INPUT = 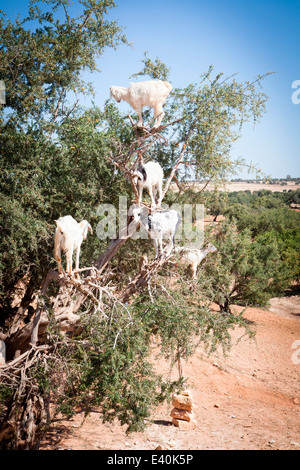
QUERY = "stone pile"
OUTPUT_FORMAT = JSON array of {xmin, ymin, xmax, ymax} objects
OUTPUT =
[{"xmin": 170, "ymin": 390, "xmax": 197, "ymax": 429}]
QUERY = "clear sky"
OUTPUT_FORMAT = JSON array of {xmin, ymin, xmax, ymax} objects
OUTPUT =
[{"xmin": 2, "ymin": 0, "xmax": 300, "ymax": 178}]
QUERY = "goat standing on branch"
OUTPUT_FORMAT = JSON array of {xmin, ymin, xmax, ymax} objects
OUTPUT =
[
  {"xmin": 110, "ymin": 80, "xmax": 172, "ymax": 128},
  {"xmin": 175, "ymin": 243, "xmax": 217, "ymax": 279},
  {"xmin": 132, "ymin": 206, "xmax": 181, "ymax": 259},
  {"xmin": 132, "ymin": 161, "xmax": 164, "ymax": 207},
  {"xmin": 54, "ymin": 215, "xmax": 93, "ymax": 276}
]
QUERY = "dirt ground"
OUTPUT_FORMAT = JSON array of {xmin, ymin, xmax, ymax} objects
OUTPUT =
[{"xmin": 41, "ymin": 295, "xmax": 300, "ymax": 451}]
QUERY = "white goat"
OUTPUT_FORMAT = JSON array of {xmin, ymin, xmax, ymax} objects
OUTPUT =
[
  {"xmin": 175, "ymin": 243, "xmax": 217, "ymax": 279},
  {"xmin": 110, "ymin": 80, "xmax": 172, "ymax": 128},
  {"xmin": 132, "ymin": 161, "xmax": 164, "ymax": 207},
  {"xmin": 132, "ymin": 206, "xmax": 181, "ymax": 259},
  {"xmin": 54, "ymin": 215, "xmax": 93, "ymax": 276}
]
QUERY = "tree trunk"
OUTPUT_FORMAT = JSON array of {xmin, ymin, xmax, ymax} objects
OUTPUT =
[{"xmin": 95, "ymin": 216, "xmax": 136, "ymax": 272}]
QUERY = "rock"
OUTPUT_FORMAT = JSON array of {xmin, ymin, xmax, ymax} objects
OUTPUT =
[
  {"xmin": 167, "ymin": 440, "xmax": 176, "ymax": 448},
  {"xmin": 290, "ymin": 441, "xmax": 300, "ymax": 447},
  {"xmin": 170, "ymin": 408, "xmax": 194, "ymax": 422},
  {"xmin": 171, "ymin": 395, "xmax": 193, "ymax": 411},
  {"xmin": 171, "ymin": 417, "xmax": 197, "ymax": 430},
  {"xmin": 170, "ymin": 389, "xmax": 196, "ymax": 430}
]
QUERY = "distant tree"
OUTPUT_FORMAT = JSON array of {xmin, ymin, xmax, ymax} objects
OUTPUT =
[
  {"xmin": 284, "ymin": 189, "xmax": 300, "ymax": 205},
  {"xmin": 205, "ymin": 192, "xmax": 228, "ymax": 220},
  {"xmin": 256, "ymin": 229, "xmax": 300, "ymax": 282},
  {"xmin": 225, "ymin": 195, "xmax": 300, "ymax": 237},
  {"xmin": 200, "ymin": 220, "xmax": 291, "ymax": 312}
]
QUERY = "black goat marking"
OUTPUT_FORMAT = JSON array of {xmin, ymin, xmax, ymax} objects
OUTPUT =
[{"xmin": 137, "ymin": 165, "xmax": 147, "ymax": 181}]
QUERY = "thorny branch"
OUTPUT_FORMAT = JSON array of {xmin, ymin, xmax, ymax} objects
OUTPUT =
[
  {"xmin": 105, "ymin": 114, "xmax": 186, "ymax": 204},
  {"xmin": 0, "ymin": 262, "xmax": 137, "ymax": 449}
]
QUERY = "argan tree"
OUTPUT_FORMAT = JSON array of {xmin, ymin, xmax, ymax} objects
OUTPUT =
[{"xmin": 0, "ymin": 0, "xmax": 271, "ymax": 449}]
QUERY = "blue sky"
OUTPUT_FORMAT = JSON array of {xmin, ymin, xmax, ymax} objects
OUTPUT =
[{"xmin": 2, "ymin": 0, "xmax": 300, "ymax": 178}]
